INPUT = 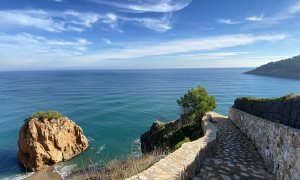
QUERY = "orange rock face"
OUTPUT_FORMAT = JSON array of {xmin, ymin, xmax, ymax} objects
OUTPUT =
[{"xmin": 18, "ymin": 117, "xmax": 89, "ymax": 171}]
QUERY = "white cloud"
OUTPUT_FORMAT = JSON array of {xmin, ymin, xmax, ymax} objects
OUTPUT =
[
  {"xmin": 246, "ymin": 15, "xmax": 264, "ymax": 22},
  {"xmin": 103, "ymin": 38, "xmax": 112, "ymax": 45},
  {"xmin": 247, "ymin": 2, "xmax": 300, "ymax": 28},
  {"xmin": 121, "ymin": 15, "xmax": 172, "ymax": 32},
  {"xmin": 92, "ymin": 0, "xmax": 192, "ymax": 13},
  {"xmin": 0, "ymin": 9, "xmax": 175, "ymax": 33},
  {"xmin": 0, "ymin": 10, "xmax": 117, "ymax": 32},
  {"xmin": 216, "ymin": 18, "xmax": 240, "ymax": 25},
  {"xmin": 0, "ymin": 33, "xmax": 90, "ymax": 53},
  {"xmin": 79, "ymin": 33, "xmax": 286, "ymax": 61},
  {"xmin": 0, "ymin": 33, "xmax": 287, "ymax": 69},
  {"xmin": 181, "ymin": 52, "xmax": 246, "ymax": 60}
]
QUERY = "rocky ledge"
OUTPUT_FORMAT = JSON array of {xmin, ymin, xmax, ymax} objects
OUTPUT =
[{"xmin": 18, "ymin": 114, "xmax": 88, "ymax": 171}]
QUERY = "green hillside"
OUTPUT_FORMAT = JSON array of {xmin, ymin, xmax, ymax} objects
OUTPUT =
[{"xmin": 245, "ymin": 55, "xmax": 300, "ymax": 79}]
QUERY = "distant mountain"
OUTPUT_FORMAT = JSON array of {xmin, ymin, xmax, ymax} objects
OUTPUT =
[{"xmin": 245, "ymin": 55, "xmax": 300, "ymax": 79}]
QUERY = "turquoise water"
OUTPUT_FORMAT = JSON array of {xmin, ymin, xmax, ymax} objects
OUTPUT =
[{"xmin": 0, "ymin": 68, "xmax": 300, "ymax": 178}]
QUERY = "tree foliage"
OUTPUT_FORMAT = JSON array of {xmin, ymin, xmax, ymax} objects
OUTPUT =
[{"xmin": 177, "ymin": 85, "xmax": 216, "ymax": 122}]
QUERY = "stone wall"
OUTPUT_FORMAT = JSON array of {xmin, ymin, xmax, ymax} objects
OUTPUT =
[
  {"xmin": 233, "ymin": 96, "xmax": 300, "ymax": 129},
  {"xmin": 229, "ymin": 108, "xmax": 300, "ymax": 179},
  {"xmin": 129, "ymin": 112, "xmax": 222, "ymax": 180}
]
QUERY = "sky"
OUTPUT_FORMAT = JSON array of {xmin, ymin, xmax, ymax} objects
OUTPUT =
[{"xmin": 0, "ymin": 0, "xmax": 300, "ymax": 70}]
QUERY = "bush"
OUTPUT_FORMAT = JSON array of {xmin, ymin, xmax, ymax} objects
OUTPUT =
[
  {"xmin": 177, "ymin": 85, "xmax": 216, "ymax": 123},
  {"xmin": 174, "ymin": 137, "xmax": 190, "ymax": 150},
  {"xmin": 30, "ymin": 111, "xmax": 63, "ymax": 120},
  {"xmin": 237, "ymin": 94, "xmax": 299, "ymax": 102}
]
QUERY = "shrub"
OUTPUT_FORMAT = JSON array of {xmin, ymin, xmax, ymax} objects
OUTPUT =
[
  {"xmin": 177, "ymin": 85, "xmax": 216, "ymax": 123},
  {"xmin": 30, "ymin": 111, "xmax": 63, "ymax": 120},
  {"xmin": 174, "ymin": 137, "xmax": 190, "ymax": 150},
  {"xmin": 237, "ymin": 94, "xmax": 299, "ymax": 102}
]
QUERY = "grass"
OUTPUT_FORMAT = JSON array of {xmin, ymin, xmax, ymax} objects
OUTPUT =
[
  {"xmin": 237, "ymin": 94, "xmax": 299, "ymax": 102},
  {"xmin": 31, "ymin": 111, "xmax": 63, "ymax": 119},
  {"xmin": 68, "ymin": 150, "xmax": 168, "ymax": 180},
  {"xmin": 174, "ymin": 137, "xmax": 190, "ymax": 150},
  {"xmin": 24, "ymin": 111, "xmax": 63, "ymax": 123}
]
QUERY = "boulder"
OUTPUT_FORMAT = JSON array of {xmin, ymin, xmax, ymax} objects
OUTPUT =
[{"xmin": 18, "ymin": 116, "xmax": 88, "ymax": 171}]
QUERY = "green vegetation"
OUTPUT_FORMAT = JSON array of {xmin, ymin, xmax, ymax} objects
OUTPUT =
[
  {"xmin": 245, "ymin": 55, "xmax": 300, "ymax": 79},
  {"xmin": 177, "ymin": 85, "xmax": 216, "ymax": 123},
  {"xmin": 144, "ymin": 120, "xmax": 203, "ymax": 151},
  {"xmin": 174, "ymin": 137, "xmax": 191, "ymax": 150},
  {"xmin": 234, "ymin": 94, "xmax": 300, "ymax": 129},
  {"xmin": 237, "ymin": 94, "xmax": 299, "ymax": 102},
  {"xmin": 31, "ymin": 111, "xmax": 63, "ymax": 119},
  {"xmin": 141, "ymin": 85, "xmax": 216, "ymax": 152},
  {"xmin": 25, "ymin": 111, "xmax": 63, "ymax": 122}
]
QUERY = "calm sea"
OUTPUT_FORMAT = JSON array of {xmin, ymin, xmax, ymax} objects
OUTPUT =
[{"xmin": 0, "ymin": 68, "xmax": 299, "ymax": 179}]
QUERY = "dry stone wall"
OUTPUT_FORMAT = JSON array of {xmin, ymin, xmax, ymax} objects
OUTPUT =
[
  {"xmin": 129, "ymin": 112, "xmax": 223, "ymax": 180},
  {"xmin": 229, "ymin": 108, "xmax": 300, "ymax": 180},
  {"xmin": 233, "ymin": 96, "xmax": 300, "ymax": 129}
]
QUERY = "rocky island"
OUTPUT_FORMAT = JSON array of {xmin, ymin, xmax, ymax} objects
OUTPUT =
[
  {"xmin": 245, "ymin": 55, "xmax": 300, "ymax": 79},
  {"xmin": 18, "ymin": 111, "xmax": 88, "ymax": 171}
]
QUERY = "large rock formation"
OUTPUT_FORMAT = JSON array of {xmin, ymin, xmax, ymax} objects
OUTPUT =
[{"xmin": 18, "ymin": 116, "xmax": 89, "ymax": 171}]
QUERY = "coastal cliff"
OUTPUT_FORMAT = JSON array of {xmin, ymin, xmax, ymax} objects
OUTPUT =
[
  {"xmin": 141, "ymin": 85, "xmax": 216, "ymax": 153},
  {"xmin": 245, "ymin": 55, "xmax": 300, "ymax": 79},
  {"xmin": 140, "ymin": 118, "xmax": 203, "ymax": 153},
  {"xmin": 18, "ymin": 112, "xmax": 89, "ymax": 171}
]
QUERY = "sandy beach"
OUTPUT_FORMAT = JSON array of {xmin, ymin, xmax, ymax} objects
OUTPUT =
[{"xmin": 24, "ymin": 166, "xmax": 62, "ymax": 180}]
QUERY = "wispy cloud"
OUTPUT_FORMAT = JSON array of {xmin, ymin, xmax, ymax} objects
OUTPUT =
[
  {"xmin": 0, "ymin": 10, "xmax": 118, "ymax": 32},
  {"xmin": 0, "ymin": 33, "xmax": 287, "ymax": 69},
  {"xmin": 103, "ymin": 38, "xmax": 112, "ymax": 45},
  {"xmin": 80, "ymin": 33, "xmax": 286, "ymax": 61},
  {"xmin": 181, "ymin": 52, "xmax": 247, "ymax": 60},
  {"xmin": 121, "ymin": 14, "xmax": 172, "ymax": 32},
  {"xmin": 216, "ymin": 18, "xmax": 240, "ymax": 25},
  {"xmin": 0, "ymin": 33, "xmax": 90, "ymax": 53},
  {"xmin": 246, "ymin": 15, "xmax": 264, "ymax": 22},
  {"xmin": 0, "ymin": 9, "xmax": 175, "ymax": 33},
  {"xmin": 91, "ymin": 0, "xmax": 192, "ymax": 13},
  {"xmin": 246, "ymin": 1, "xmax": 300, "ymax": 28}
]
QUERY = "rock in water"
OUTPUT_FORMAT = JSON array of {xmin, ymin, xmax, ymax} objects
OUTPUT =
[{"xmin": 18, "ymin": 116, "xmax": 89, "ymax": 171}]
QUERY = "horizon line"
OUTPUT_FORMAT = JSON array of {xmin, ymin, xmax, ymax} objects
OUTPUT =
[{"xmin": 0, "ymin": 67, "xmax": 255, "ymax": 72}]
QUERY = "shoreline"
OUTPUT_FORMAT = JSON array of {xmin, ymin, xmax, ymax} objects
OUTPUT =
[{"xmin": 24, "ymin": 166, "xmax": 62, "ymax": 180}]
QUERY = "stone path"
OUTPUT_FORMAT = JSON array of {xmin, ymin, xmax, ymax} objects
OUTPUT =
[{"xmin": 194, "ymin": 118, "xmax": 274, "ymax": 180}]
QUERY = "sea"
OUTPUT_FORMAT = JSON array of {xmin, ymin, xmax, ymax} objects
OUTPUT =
[{"xmin": 0, "ymin": 68, "xmax": 299, "ymax": 179}]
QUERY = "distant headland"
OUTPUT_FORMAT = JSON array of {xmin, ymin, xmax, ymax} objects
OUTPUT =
[{"xmin": 245, "ymin": 55, "xmax": 300, "ymax": 79}]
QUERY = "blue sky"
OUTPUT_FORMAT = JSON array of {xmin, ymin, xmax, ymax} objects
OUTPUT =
[{"xmin": 0, "ymin": 0, "xmax": 300, "ymax": 70}]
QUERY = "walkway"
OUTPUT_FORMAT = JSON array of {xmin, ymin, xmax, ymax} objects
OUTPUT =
[{"xmin": 194, "ymin": 118, "xmax": 274, "ymax": 180}]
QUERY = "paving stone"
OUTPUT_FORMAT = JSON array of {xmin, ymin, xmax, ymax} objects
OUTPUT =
[
  {"xmin": 220, "ymin": 174, "xmax": 231, "ymax": 180},
  {"xmin": 194, "ymin": 118, "xmax": 274, "ymax": 179},
  {"xmin": 233, "ymin": 175, "xmax": 240, "ymax": 180}
]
